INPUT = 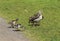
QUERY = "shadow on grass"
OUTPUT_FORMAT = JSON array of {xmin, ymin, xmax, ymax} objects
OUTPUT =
[{"xmin": 28, "ymin": 24, "xmax": 40, "ymax": 27}]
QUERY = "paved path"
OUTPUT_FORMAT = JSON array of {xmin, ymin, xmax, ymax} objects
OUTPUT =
[{"xmin": 0, "ymin": 18, "xmax": 30, "ymax": 41}]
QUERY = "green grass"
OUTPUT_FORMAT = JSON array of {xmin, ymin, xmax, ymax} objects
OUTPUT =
[{"xmin": 0, "ymin": 0, "xmax": 60, "ymax": 41}]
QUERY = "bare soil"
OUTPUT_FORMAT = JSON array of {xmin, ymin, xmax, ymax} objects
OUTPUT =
[{"xmin": 0, "ymin": 18, "xmax": 30, "ymax": 41}]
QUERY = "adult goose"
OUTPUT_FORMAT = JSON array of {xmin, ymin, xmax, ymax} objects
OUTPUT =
[{"xmin": 29, "ymin": 10, "xmax": 44, "ymax": 26}]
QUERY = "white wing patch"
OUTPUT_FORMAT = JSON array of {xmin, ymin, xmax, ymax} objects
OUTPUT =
[{"xmin": 34, "ymin": 15, "xmax": 42, "ymax": 21}]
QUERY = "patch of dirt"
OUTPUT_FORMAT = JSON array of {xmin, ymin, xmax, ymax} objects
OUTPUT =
[{"xmin": 0, "ymin": 18, "xmax": 30, "ymax": 41}]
